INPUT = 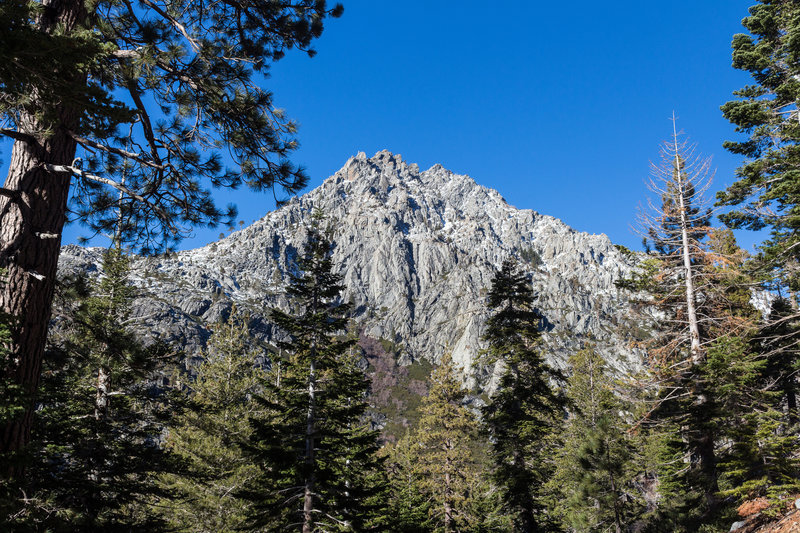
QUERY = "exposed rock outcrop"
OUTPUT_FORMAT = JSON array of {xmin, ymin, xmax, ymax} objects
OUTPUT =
[{"xmin": 58, "ymin": 150, "xmax": 644, "ymax": 384}]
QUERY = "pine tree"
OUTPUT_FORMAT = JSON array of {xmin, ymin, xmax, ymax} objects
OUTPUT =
[
  {"xmin": 244, "ymin": 222, "xmax": 387, "ymax": 532},
  {"xmin": 416, "ymin": 352, "xmax": 479, "ymax": 532},
  {"xmin": 718, "ymin": 0, "xmax": 800, "ymax": 298},
  {"xmin": 157, "ymin": 310, "xmax": 266, "ymax": 532},
  {"xmin": 549, "ymin": 347, "xmax": 639, "ymax": 533},
  {"xmin": 480, "ymin": 258, "xmax": 565, "ymax": 532},
  {"xmin": 622, "ymin": 124, "xmax": 725, "ymax": 527},
  {"xmin": 715, "ymin": 1, "xmax": 800, "ymax": 507},
  {"xmin": 630, "ymin": 227, "xmax": 793, "ymax": 530},
  {"xmin": 386, "ymin": 352, "xmax": 508, "ymax": 533},
  {"xmin": 636, "ymin": 117, "xmax": 713, "ymax": 364},
  {"xmin": 0, "ymin": 0, "xmax": 343, "ymax": 459},
  {"xmin": 0, "ymin": 267, "xmax": 27, "ymax": 523},
  {"xmin": 384, "ymin": 434, "xmax": 435, "ymax": 533},
  {"xmin": 7, "ymin": 246, "xmax": 176, "ymax": 529}
]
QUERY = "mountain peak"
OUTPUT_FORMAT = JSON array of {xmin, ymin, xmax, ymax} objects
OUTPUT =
[{"xmin": 59, "ymin": 152, "xmax": 643, "ymax": 384}]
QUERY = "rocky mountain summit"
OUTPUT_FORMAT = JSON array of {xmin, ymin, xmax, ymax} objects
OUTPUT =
[{"xmin": 58, "ymin": 150, "xmax": 644, "ymax": 384}]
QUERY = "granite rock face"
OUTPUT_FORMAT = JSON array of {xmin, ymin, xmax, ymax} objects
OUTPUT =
[{"xmin": 58, "ymin": 150, "xmax": 644, "ymax": 383}]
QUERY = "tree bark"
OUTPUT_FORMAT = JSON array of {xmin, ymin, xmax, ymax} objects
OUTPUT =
[
  {"xmin": 444, "ymin": 440, "xmax": 453, "ymax": 533},
  {"xmin": 303, "ymin": 332, "xmax": 318, "ymax": 533},
  {"xmin": 672, "ymin": 127, "xmax": 702, "ymax": 364},
  {"xmin": 0, "ymin": 0, "xmax": 84, "ymax": 461}
]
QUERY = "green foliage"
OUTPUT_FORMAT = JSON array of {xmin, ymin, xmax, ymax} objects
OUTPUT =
[
  {"xmin": 157, "ymin": 310, "xmax": 266, "ymax": 532},
  {"xmin": 243, "ymin": 226, "xmax": 387, "ymax": 531},
  {"xmin": 384, "ymin": 434, "xmax": 435, "ymax": 532},
  {"xmin": 613, "ymin": 244, "xmax": 635, "ymax": 257},
  {"xmin": 479, "ymin": 258, "xmax": 565, "ymax": 532},
  {"xmin": 376, "ymin": 355, "xmax": 433, "ymax": 441},
  {"xmin": 0, "ymin": 0, "xmax": 132, "ymax": 138},
  {"xmin": 386, "ymin": 353, "xmax": 511, "ymax": 533},
  {"xmin": 6, "ymin": 247, "xmax": 176, "ymax": 530},
  {"xmin": 548, "ymin": 347, "xmax": 642, "ymax": 532},
  {"xmin": 0, "ymin": 267, "xmax": 28, "ymax": 524},
  {"xmin": 719, "ymin": 0, "xmax": 800, "ymax": 292},
  {"xmin": 518, "ymin": 245, "xmax": 543, "ymax": 267},
  {"xmin": 713, "ymin": 338, "xmax": 800, "ymax": 505},
  {"xmin": 2, "ymin": 0, "xmax": 343, "ymax": 252}
]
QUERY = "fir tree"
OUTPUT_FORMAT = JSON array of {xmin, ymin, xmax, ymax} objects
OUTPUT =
[
  {"xmin": 628, "ymin": 227, "xmax": 795, "ymax": 530},
  {"xmin": 715, "ymin": 1, "xmax": 800, "ymax": 507},
  {"xmin": 386, "ymin": 352, "xmax": 508, "ymax": 533},
  {"xmin": 157, "ymin": 310, "xmax": 266, "ymax": 532},
  {"xmin": 479, "ymin": 258, "xmax": 565, "ymax": 532},
  {"xmin": 719, "ymin": 0, "xmax": 800, "ymax": 298},
  {"xmin": 549, "ymin": 347, "xmax": 639, "ymax": 533},
  {"xmin": 384, "ymin": 434, "xmax": 435, "ymax": 532},
  {"xmin": 622, "ymin": 125, "xmax": 725, "ymax": 527},
  {"xmin": 8, "ymin": 246, "xmax": 176, "ymax": 529},
  {"xmin": 416, "ymin": 352, "xmax": 479, "ymax": 532},
  {"xmin": 244, "ymin": 222, "xmax": 387, "ymax": 532}
]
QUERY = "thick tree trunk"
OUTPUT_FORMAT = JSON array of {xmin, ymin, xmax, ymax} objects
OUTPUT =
[{"xmin": 0, "ymin": 0, "xmax": 84, "ymax": 461}]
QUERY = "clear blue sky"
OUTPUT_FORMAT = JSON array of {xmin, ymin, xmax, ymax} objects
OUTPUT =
[{"xmin": 7, "ymin": 0, "xmax": 764, "ymax": 252}]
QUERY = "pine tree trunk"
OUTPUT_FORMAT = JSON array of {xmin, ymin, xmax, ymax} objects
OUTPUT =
[
  {"xmin": 785, "ymin": 381, "xmax": 797, "ymax": 426},
  {"xmin": 95, "ymin": 366, "xmax": 110, "ymax": 421},
  {"xmin": 672, "ymin": 129, "xmax": 702, "ymax": 363},
  {"xmin": 303, "ymin": 354, "xmax": 317, "ymax": 533},
  {"xmin": 513, "ymin": 447, "xmax": 535, "ymax": 533},
  {"xmin": 444, "ymin": 440, "xmax": 453, "ymax": 533},
  {"xmin": 0, "ymin": 0, "xmax": 84, "ymax": 461}
]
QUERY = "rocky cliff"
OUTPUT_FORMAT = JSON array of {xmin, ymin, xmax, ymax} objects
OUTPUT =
[{"xmin": 58, "ymin": 150, "xmax": 644, "ymax": 385}]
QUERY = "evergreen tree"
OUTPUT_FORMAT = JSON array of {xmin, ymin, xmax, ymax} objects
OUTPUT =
[
  {"xmin": 244, "ymin": 222, "xmax": 387, "ymax": 532},
  {"xmin": 718, "ymin": 0, "xmax": 800, "ymax": 299},
  {"xmin": 384, "ymin": 434, "xmax": 435, "ymax": 533},
  {"xmin": 636, "ymin": 118, "xmax": 713, "ymax": 364},
  {"xmin": 157, "ymin": 310, "xmax": 266, "ymax": 532},
  {"xmin": 416, "ymin": 352, "xmax": 480, "ymax": 532},
  {"xmin": 715, "ymin": 1, "xmax": 800, "ymax": 507},
  {"xmin": 7, "ymin": 246, "xmax": 176, "ymax": 530},
  {"xmin": 386, "ymin": 352, "xmax": 509, "ymax": 533},
  {"xmin": 709, "ymin": 247, "xmax": 800, "ymax": 508},
  {"xmin": 549, "ymin": 347, "xmax": 639, "ymax": 533},
  {"xmin": 480, "ymin": 258, "xmax": 565, "ymax": 532},
  {"xmin": 628, "ymin": 228, "xmax": 795, "ymax": 530},
  {"xmin": 0, "ymin": 0, "xmax": 343, "ymax": 459},
  {"xmin": 760, "ymin": 298, "xmax": 800, "ymax": 428},
  {"xmin": 0, "ymin": 267, "xmax": 27, "ymax": 524},
  {"xmin": 621, "ymin": 125, "xmax": 724, "ymax": 527}
]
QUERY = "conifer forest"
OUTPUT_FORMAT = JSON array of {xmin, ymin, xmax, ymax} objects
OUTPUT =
[{"xmin": 5, "ymin": 1, "xmax": 800, "ymax": 532}]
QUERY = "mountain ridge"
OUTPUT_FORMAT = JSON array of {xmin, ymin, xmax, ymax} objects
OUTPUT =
[{"xmin": 58, "ymin": 150, "xmax": 645, "ymax": 385}]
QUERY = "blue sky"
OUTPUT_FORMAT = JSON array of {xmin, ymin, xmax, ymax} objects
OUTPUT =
[{"xmin": 6, "ymin": 0, "xmax": 763, "ymax": 252}]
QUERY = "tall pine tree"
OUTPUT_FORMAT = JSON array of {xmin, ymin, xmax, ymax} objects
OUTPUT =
[
  {"xmin": 549, "ymin": 346, "xmax": 640, "ymax": 533},
  {"xmin": 158, "ymin": 309, "xmax": 266, "ymax": 532},
  {"xmin": 624, "ymin": 125, "xmax": 723, "ymax": 528},
  {"xmin": 244, "ymin": 220, "xmax": 386, "ymax": 532},
  {"xmin": 719, "ymin": 0, "xmax": 800, "ymax": 299},
  {"xmin": 0, "ymin": 0, "xmax": 343, "ymax": 461},
  {"xmin": 8, "ymin": 246, "xmax": 176, "ymax": 530},
  {"xmin": 480, "ymin": 258, "xmax": 565, "ymax": 532},
  {"xmin": 386, "ymin": 352, "xmax": 509, "ymax": 532}
]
